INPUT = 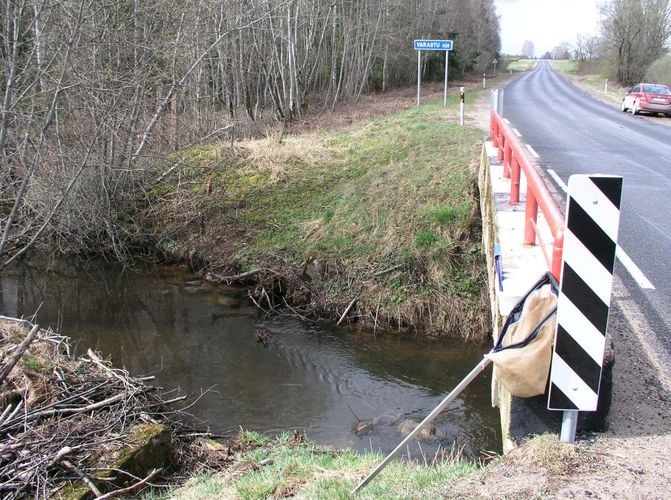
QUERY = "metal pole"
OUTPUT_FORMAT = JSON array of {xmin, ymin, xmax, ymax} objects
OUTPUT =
[
  {"xmin": 351, "ymin": 356, "xmax": 492, "ymax": 495},
  {"xmin": 498, "ymin": 89, "xmax": 504, "ymax": 116},
  {"xmin": 560, "ymin": 410, "xmax": 578, "ymax": 443},
  {"xmin": 443, "ymin": 51, "xmax": 449, "ymax": 106},
  {"xmin": 459, "ymin": 86, "xmax": 465, "ymax": 126},
  {"xmin": 605, "ymin": 79, "xmax": 608, "ymax": 95},
  {"xmin": 416, "ymin": 50, "xmax": 421, "ymax": 107}
]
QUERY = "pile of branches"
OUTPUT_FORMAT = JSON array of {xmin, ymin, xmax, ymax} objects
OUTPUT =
[{"xmin": 0, "ymin": 316, "xmax": 231, "ymax": 499}]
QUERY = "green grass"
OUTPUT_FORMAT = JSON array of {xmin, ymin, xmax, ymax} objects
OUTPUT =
[
  {"xmin": 570, "ymin": 74, "xmax": 627, "ymax": 104},
  {"xmin": 506, "ymin": 59, "xmax": 537, "ymax": 72},
  {"xmin": 549, "ymin": 59, "xmax": 580, "ymax": 73},
  {"xmin": 144, "ymin": 89, "xmax": 491, "ymax": 338},
  {"xmin": 168, "ymin": 433, "xmax": 477, "ymax": 499}
]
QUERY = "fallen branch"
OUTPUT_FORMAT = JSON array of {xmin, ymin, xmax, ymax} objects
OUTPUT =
[
  {"xmin": 85, "ymin": 349, "xmax": 137, "ymax": 390},
  {"xmin": 162, "ymin": 395, "xmax": 187, "ymax": 405},
  {"xmin": 337, "ymin": 297, "xmax": 358, "ymax": 326},
  {"xmin": 62, "ymin": 459, "xmax": 102, "ymax": 497},
  {"xmin": 185, "ymin": 124, "xmax": 235, "ymax": 148},
  {"xmin": 0, "ymin": 316, "xmax": 33, "ymax": 327},
  {"xmin": 208, "ymin": 268, "xmax": 265, "ymax": 283},
  {"xmin": 96, "ymin": 468, "xmax": 161, "ymax": 499},
  {"xmin": 0, "ymin": 324, "xmax": 40, "ymax": 386},
  {"xmin": 155, "ymin": 159, "xmax": 186, "ymax": 184},
  {"xmin": 3, "ymin": 393, "xmax": 127, "ymax": 427},
  {"xmin": 48, "ymin": 447, "xmax": 72, "ymax": 468}
]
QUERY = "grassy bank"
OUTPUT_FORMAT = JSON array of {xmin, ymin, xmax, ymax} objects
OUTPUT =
[
  {"xmin": 159, "ymin": 431, "xmax": 598, "ymax": 499},
  {"xmin": 549, "ymin": 59, "xmax": 580, "ymax": 73},
  {"xmin": 142, "ymin": 90, "xmax": 491, "ymax": 338},
  {"xmin": 549, "ymin": 59, "xmax": 627, "ymax": 105},
  {"xmin": 505, "ymin": 58, "xmax": 537, "ymax": 72},
  {"xmin": 164, "ymin": 431, "xmax": 477, "ymax": 499}
]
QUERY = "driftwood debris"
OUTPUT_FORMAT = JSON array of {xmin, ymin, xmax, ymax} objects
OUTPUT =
[
  {"xmin": 207, "ymin": 268, "xmax": 266, "ymax": 283},
  {"xmin": 0, "ymin": 323, "xmax": 40, "ymax": 386},
  {"xmin": 337, "ymin": 297, "xmax": 358, "ymax": 326},
  {"xmin": 0, "ymin": 317, "xmax": 223, "ymax": 499}
]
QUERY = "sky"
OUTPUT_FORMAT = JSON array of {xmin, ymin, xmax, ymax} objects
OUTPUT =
[{"xmin": 495, "ymin": 0, "xmax": 601, "ymax": 56}]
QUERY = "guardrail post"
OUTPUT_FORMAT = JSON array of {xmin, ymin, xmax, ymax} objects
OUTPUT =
[
  {"xmin": 524, "ymin": 189, "xmax": 539, "ymax": 245},
  {"xmin": 503, "ymin": 142, "xmax": 512, "ymax": 178},
  {"xmin": 497, "ymin": 135, "xmax": 504, "ymax": 161},
  {"xmin": 510, "ymin": 156, "xmax": 520, "ymax": 204},
  {"xmin": 551, "ymin": 228, "xmax": 564, "ymax": 281},
  {"xmin": 491, "ymin": 117, "xmax": 498, "ymax": 147}
]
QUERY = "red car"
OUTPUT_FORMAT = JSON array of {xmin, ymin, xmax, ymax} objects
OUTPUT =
[{"xmin": 621, "ymin": 83, "xmax": 671, "ymax": 116}]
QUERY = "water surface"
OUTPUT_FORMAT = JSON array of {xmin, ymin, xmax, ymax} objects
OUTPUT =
[{"xmin": 0, "ymin": 259, "xmax": 501, "ymax": 456}]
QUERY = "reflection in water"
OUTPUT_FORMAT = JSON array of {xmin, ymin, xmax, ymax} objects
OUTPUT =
[{"xmin": 0, "ymin": 259, "xmax": 501, "ymax": 456}]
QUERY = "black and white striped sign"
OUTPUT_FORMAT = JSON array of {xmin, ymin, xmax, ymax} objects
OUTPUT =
[{"xmin": 548, "ymin": 174, "xmax": 623, "ymax": 411}]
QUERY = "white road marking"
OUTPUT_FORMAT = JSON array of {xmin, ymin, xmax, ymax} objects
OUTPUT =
[
  {"xmin": 525, "ymin": 144, "xmax": 540, "ymax": 158},
  {"xmin": 546, "ymin": 169, "xmax": 654, "ymax": 290},
  {"xmin": 503, "ymin": 118, "xmax": 511, "ymax": 124},
  {"xmin": 547, "ymin": 168, "xmax": 568, "ymax": 192},
  {"xmin": 512, "ymin": 128, "xmax": 522, "ymax": 137},
  {"xmin": 615, "ymin": 247, "xmax": 655, "ymax": 290}
]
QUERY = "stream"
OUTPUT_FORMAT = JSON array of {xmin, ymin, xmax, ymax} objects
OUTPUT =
[{"xmin": 0, "ymin": 258, "xmax": 501, "ymax": 457}]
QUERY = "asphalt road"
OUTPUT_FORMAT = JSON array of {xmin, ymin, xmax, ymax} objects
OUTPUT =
[{"xmin": 502, "ymin": 60, "xmax": 671, "ymax": 369}]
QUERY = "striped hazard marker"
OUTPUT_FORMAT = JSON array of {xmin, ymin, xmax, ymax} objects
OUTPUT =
[{"xmin": 548, "ymin": 174, "xmax": 623, "ymax": 416}]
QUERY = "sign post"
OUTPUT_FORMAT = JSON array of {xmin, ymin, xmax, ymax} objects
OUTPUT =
[
  {"xmin": 444, "ymin": 51, "xmax": 449, "ymax": 106},
  {"xmin": 413, "ymin": 39, "xmax": 453, "ymax": 106},
  {"xmin": 548, "ymin": 174, "xmax": 623, "ymax": 443},
  {"xmin": 416, "ymin": 50, "xmax": 421, "ymax": 107}
]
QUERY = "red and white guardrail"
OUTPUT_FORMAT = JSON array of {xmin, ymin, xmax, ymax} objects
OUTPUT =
[{"xmin": 490, "ymin": 105, "xmax": 564, "ymax": 281}]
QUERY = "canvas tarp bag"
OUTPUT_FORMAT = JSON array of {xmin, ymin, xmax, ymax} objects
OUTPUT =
[{"xmin": 486, "ymin": 272, "xmax": 558, "ymax": 398}]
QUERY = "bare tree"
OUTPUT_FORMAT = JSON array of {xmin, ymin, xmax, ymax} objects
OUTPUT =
[
  {"xmin": 522, "ymin": 40, "xmax": 535, "ymax": 58},
  {"xmin": 574, "ymin": 33, "xmax": 602, "ymax": 62},
  {"xmin": 0, "ymin": 0, "xmax": 503, "ymax": 268},
  {"xmin": 600, "ymin": 0, "xmax": 671, "ymax": 85},
  {"xmin": 552, "ymin": 42, "xmax": 572, "ymax": 60}
]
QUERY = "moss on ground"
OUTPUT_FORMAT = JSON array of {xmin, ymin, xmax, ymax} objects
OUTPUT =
[{"xmin": 142, "ymin": 93, "xmax": 490, "ymax": 339}]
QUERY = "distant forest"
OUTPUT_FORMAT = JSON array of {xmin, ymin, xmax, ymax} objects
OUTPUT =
[{"xmin": 0, "ymin": 0, "xmax": 500, "ymax": 267}]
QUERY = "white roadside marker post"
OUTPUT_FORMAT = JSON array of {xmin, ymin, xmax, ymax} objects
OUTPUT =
[{"xmin": 460, "ymin": 87, "xmax": 465, "ymax": 126}]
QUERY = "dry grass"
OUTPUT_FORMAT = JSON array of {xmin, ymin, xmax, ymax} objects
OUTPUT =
[
  {"xmin": 504, "ymin": 434, "xmax": 598, "ymax": 476},
  {"xmin": 142, "ymin": 91, "xmax": 492, "ymax": 339},
  {"xmin": 225, "ymin": 134, "xmax": 341, "ymax": 184}
]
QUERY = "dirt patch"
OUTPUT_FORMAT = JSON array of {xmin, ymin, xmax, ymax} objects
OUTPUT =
[{"xmin": 289, "ymin": 82, "xmax": 460, "ymax": 135}]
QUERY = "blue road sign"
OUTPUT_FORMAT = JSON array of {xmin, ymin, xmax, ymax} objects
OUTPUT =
[{"xmin": 414, "ymin": 39, "xmax": 453, "ymax": 51}]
